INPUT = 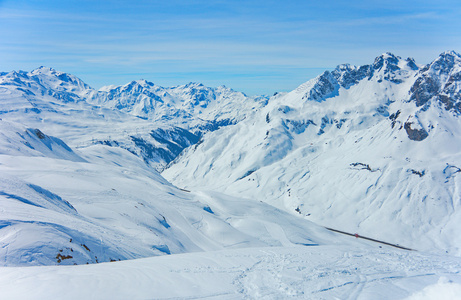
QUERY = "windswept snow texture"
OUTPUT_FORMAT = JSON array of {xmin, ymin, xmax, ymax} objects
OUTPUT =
[
  {"xmin": 0, "ymin": 121, "xmax": 85, "ymax": 162},
  {"xmin": 164, "ymin": 51, "xmax": 461, "ymax": 256},
  {"xmin": 0, "ymin": 67, "xmax": 267, "ymax": 170},
  {"xmin": 1, "ymin": 246, "xmax": 461, "ymax": 299},
  {"xmin": 1, "ymin": 120, "xmax": 361, "ymax": 266},
  {"xmin": 1, "ymin": 53, "xmax": 461, "ymax": 299}
]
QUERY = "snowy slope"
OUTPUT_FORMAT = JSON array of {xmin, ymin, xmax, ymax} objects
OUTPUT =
[
  {"xmin": 0, "ymin": 121, "xmax": 85, "ymax": 162},
  {"xmin": 2, "ymin": 122, "xmax": 461, "ymax": 298},
  {"xmin": 1, "ymin": 245, "xmax": 461, "ymax": 299},
  {"xmin": 164, "ymin": 51, "xmax": 461, "ymax": 255},
  {"xmin": 0, "ymin": 67, "xmax": 267, "ymax": 170},
  {"xmin": 1, "ymin": 120, "xmax": 364, "ymax": 266},
  {"xmin": 2, "ymin": 54, "xmax": 461, "ymax": 299}
]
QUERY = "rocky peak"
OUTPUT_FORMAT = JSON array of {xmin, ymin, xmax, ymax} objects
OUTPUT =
[
  {"xmin": 102, "ymin": 80, "xmax": 165, "ymax": 107},
  {"xmin": 332, "ymin": 64, "xmax": 372, "ymax": 89},
  {"xmin": 303, "ymin": 71, "xmax": 340, "ymax": 102},
  {"xmin": 410, "ymin": 51, "xmax": 461, "ymax": 112},
  {"xmin": 405, "ymin": 58, "xmax": 419, "ymax": 71},
  {"xmin": 422, "ymin": 51, "xmax": 461, "ymax": 76},
  {"xmin": 109, "ymin": 80, "xmax": 160, "ymax": 96},
  {"xmin": 184, "ymin": 82, "xmax": 205, "ymax": 88},
  {"xmin": 172, "ymin": 82, "xmax": 216, "ymax": 107},
  {"xmin": 0, "ymin": 67, "xmax": 93, "ymax": 102},
  {"xmin": 330, "ymin": 53, "xmax": 416, "ymax": 89},
  {"xmin": 29, "ymin": 66, "xmax": 56, "ymax": 76},
  {"xmin": 370, "ymin": 52, "xmax": 417, "ymax": 84},
  {"xmin": 137, "ymin": 79, "xmax": 154, "ymax": 86},
  {"xmin": 123, "ymin": 80, "xmax": 145, "ymax": 92},
  {"xmin": 0, "ymin": 70, "xmax": 29, "ymax": 86},
  {"xmin": 29, "ymin": 66, "xmax": 92, "ymax": 92},
  {"xmin": 372, "ymin": 52, "xmax": 401, "ymax": 71}
]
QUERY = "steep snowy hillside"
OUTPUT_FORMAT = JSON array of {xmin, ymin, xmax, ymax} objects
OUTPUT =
[
  {"xmin": 0, "ymin": 67, "xmax": 266, "ymax": 169},
  {"xmin": 164, "ymin": 51, "xmax": 461, "ymax": 255},
  {"xmin": 2, "ymin": 54, "xmax": 461, "ymax": 299},
  {"xmin": 0, "ymin": 119, "xmax": 360, "ymax": 266}
]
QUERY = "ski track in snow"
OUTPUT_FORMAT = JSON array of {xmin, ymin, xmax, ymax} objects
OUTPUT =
[{"xmin": 0, "ymin": 246, "xmax": 460, "ymax": 299}]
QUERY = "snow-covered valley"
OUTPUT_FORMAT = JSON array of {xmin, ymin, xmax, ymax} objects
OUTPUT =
[{"xmin": 1, "ymin": 52, "xmax": 461, "ymax": 299}]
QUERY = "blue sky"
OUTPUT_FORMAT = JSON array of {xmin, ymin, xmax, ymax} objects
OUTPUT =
[{"xmin": 1, "ymin": 0, "xmax": 460, "ymax": 95}]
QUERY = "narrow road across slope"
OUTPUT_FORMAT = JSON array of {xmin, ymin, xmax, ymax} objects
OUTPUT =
[{"xmin": 325, "ymin": 227, "xmax": 415, "ymax": 251}]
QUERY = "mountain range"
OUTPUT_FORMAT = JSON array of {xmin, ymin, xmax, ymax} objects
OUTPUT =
[
  {"xmin": 1, "ymin": 51, "xmax": 461, "ymax": 298},
  {"xmin": 165, "ymin": 51, "xmax": 461, "ymax": 255}
]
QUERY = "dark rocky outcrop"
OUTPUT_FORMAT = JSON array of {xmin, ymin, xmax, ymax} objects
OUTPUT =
[{"xmin": 404, "ymin": 121, "xmax": 429, "ymax": 141}]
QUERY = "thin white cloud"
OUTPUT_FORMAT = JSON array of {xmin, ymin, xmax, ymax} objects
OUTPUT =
[{"xmin": 0, "ymin": 0, "xmax": 460, "ymax": 95}]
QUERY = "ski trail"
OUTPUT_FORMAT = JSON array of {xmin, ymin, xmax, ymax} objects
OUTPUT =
[{"xmin": 233, "ymin": 250, "xmax": 302, "ymax": 299}]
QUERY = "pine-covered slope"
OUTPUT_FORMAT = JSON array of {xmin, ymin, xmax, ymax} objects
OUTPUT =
[{"xmin": 163, "ymin": 51, "xmax": 461, "ymax": 255}]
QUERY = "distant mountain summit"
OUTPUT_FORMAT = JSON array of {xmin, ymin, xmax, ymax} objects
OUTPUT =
[
  {"xmin": 0, "ymin": 66, "xmax": 92, "ymax": 103},
  {"xmin": 410, "ymin": 50, "xmax": 461, "ymax": 112},
  {"xmin": 0, "ymin": 68, "xmax": 268, "ymax": 169},
  {"xmin": 89, "ymin": 79, "xmax": 267, "ymax": 127}
]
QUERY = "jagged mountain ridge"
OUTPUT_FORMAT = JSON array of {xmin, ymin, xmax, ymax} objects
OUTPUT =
[
  {"xmin": 0, "ymin": 66, "xmax": 92, "ymax": 104},
  {"xmin": 91, "ymin": 80, "xmax": 267, "ymax": 128},
  {"xmin": 2, "ymin": 55, "xmax": 461, "ymax": 300},
  {"xmin": 163, "ymin": 51, "xmax": 461, "ymax": 255},
  {"xmin": 0, "ymin": 67, "xmax": 267, "ymax": 169},
  {"xmin": 2, "ymin": 51, "xmax": 461, "ymax": 257},
  {"xmin": 411, "ymin": 51, "xmax": 461, "ymax": 112}
]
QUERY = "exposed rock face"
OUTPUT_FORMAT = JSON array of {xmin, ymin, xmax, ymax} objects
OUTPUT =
[
  {"xmin": 410, "ymin": 75, "xmax": 440, "ymax": 107},
  {"xmin": 331, "ymin": 53, "xmax": 419, "ymax": 89},
  {"xmin": 303, "ymin": 71, "xmax": 339, "ymax": 102},
  {"xmin": 405, "ymin": 57, "xmax": 419, "ymax": 71},
  {"xmin": 332, "ymin": 64, "xmax": 371, "ymax": 89},
  {"xmin": 410, "ymin": 51, "xmax": 461, "ymax": 113},
  {"xmin": 404, "ymin": 121, "xmax": 429, "ymax": 141}
]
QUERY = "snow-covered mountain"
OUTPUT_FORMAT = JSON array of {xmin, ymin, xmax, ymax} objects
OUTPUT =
[
  {"xmin": 0, "ymin": 67, "xmax": 267, "ymax": 170},
  {"xmin": 164, "ymin": 51, "xmax": 461, "ymax": 255},
  {"xmin": 90, "ymin": 80, "xmax": 267, "ymax": 128},
  {"xmin": 3, "ymin": 53, "xmax": 461, "ymax": 298},
  {"xmin": 1, "ymin": 119, "xmax": 358, "ymax": 266},
  {"xmin": 0, "ymin": 66, "xmax": 92, "ymax": 104}
]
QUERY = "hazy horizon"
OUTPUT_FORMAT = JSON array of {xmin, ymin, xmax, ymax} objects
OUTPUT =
[{"xmin": 1, "ymin": 0, "xmax": 460, "ymax": 95}]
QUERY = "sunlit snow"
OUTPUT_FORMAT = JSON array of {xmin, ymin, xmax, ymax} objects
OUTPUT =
[{"xmin": 1, "ymin": 52, "xmax": 461, "ymax": 299}]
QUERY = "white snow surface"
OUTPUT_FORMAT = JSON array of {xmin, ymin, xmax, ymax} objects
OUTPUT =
[
  {"xmin": 1, "ymin": 246, "xmax": 461, "ymax": 299},
  {"xmin": 164, "ymin": 52, "xmax": 461, "ymax": 256},
  {"xmin": 1, "ymin": 52, "xmax": 461, "ymax": 299},
  {"xmin": 0, "ymin": 67, "xmax": 267, "ymax": 170},
  {"xmin": 1, "ymin": 120, "xmax": 354, "ymax": 267}
]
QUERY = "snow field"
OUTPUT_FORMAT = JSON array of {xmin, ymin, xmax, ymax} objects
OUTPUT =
[
  {"xmin": 1, "ymin": 246, "xmax": 460, "ymax": 299},
  {"xmin": 2, "ymin": 52, "xmax": 461, "ymax": 299}
]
